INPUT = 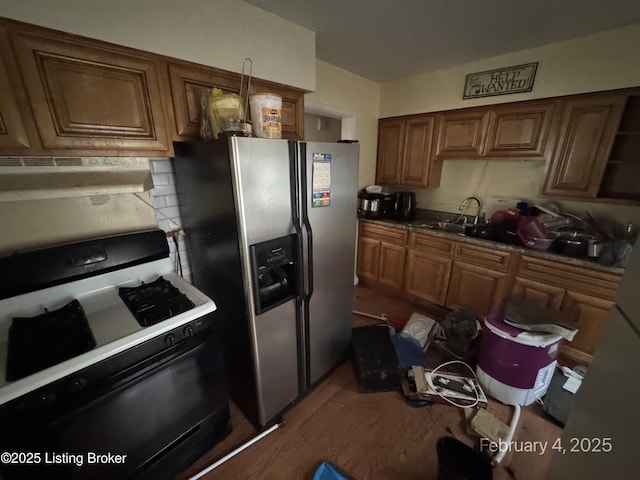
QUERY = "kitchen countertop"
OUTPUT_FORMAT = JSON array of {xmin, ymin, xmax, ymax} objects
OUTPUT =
[{"xmin": 360, "ymin": 218, "xmax": 625, "ymax": 276}]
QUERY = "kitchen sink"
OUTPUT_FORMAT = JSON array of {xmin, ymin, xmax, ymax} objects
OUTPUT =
[{"xmin": 410, "ymin": 220, "xmax": 467, "ymax": 234}]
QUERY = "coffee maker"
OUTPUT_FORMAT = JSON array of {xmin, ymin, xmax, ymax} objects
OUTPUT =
[{"xmin": 392, "ymin": 192, "xmax": 416, "ymax": 221}]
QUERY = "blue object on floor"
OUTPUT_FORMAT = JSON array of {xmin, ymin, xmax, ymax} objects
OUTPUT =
[
  {"xmin": 313, "ymin": 461, "xmax": 349, "ymax": 480},
  {"xmin": 392, "ymin": 332, "xmax": 427, "ymax": 371}
]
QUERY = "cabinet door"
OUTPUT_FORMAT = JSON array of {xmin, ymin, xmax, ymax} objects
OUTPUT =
[
  {"xmin": 484, "ymin": 101, "xmax": 556, "ymax": 158},
  {"xmin": 404, "ymin": 249, "xmax": 452, "ymax": 305},
  {"xmin": 378, "ymin": 242, "xmax": 407, "ymax": 289},
  {"xmin": 434, "ymin": 110, "xmax": 489, "ymax": 159},
  {"xmin": 375, "ymin": 118, "xmax": 404, "ymax": 184},
  {"xmin": 510, "ymin": 277, "xmax": 565, "ymax": 310},
  {"xmin": 168, "ymin": 62, "xmax": 304, "ymax": 141},
  {"xmin": 356, "ymin": 236, "xmax": 380, "ymax": 282},
  {"xmin": 401, "ymin": 115, "xmax": 435, "ymax": 187},
  {"xmin": 543, "ymin": 93, "xmax": 626, "ymax": 198},
  {"xmin": 168, "ymin": 62, "xmax": 239, "ymax": 139},
  {"xmin": 11, "ymin": 31, "xmax": 171, "ymax": 155},
  {"xmin": 560, "ymin": 291, "xmax": 614, "ymax": 360},
  {"xmin": 0, "ymin": 28, "xmax": 32, "ymax": 151},
  {"xmin": 446, "ymin": 261, "xmax": 508, "ymax": 317}
]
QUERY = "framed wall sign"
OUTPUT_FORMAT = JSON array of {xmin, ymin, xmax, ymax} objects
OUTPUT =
[{"xmin": 463, "ymin": 62, "xmax": 538, "ymax": 99}]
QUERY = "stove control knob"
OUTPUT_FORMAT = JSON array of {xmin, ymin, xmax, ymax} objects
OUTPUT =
[
  {"xmin": 183, "ymin": 326, "xmax": 194, "ymax": 338},
  {"xmin": 165, "ymin": 334, "xmax": 177, "ymax": 347}
]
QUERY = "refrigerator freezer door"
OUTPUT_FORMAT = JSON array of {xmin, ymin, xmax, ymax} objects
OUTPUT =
[
  {"xmin": 546, "ymin": 306, "xmax": 639, "ymax": 479},
  {"xmin": 613, "ymin": 236, "xmax": 640, "ymax": 331},
  {"xmin": 302, "ymin": 142, "xmax": 359, "ymax": 386},
  {"xmin": 229, "ymin": 137, "xmax": 301, "ymax": 426},
  {"xmin": 230, "ymin": 137, "xmax": 295, "ymax": 245},
  {"xmin": 252, "ymin": 298, "xmax": 300, "ymax": 425}
]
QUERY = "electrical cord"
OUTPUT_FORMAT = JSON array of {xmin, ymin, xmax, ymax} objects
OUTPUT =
[
  {"xmin": 425, "ymin": 360, "xmax": 483, "ymax": 409},
  {"xmin": 172, "ymin": 235, "xmax": 183, "ymax": 277}
]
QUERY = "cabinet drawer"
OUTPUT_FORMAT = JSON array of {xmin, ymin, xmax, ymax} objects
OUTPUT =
[
  {"xmin": 453, "ymin": 242, "xmax": 513, "ymax": 271},
  {"xmin": 409, "ymin": 232, "xmax": 455, "ymax": 256},
  {"xmin": 518, "ymin": 256, "xmax": 620, "ymax": 299},
  {"xmin": 359, "ymin": 222, "xmax": 408, "ymax": 245}
]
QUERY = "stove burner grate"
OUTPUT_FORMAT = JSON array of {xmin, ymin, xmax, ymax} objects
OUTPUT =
[
  {"xmin": 118, "ymin": 276, "xmax": 195, "ymax": 327},
  {"xmin": 6, "ymin": 299, "xmax": 97, "ymax": 381}
]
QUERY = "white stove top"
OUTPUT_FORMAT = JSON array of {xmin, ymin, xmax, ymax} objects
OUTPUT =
[{"xmin": 0, "ymin": 258, "xmax": 216, "ymax": 406}]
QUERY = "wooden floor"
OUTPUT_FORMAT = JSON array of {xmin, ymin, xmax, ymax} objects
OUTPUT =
[{"xmin": 179, "ymin": 286, "xmax": 562, "ymax": 480}]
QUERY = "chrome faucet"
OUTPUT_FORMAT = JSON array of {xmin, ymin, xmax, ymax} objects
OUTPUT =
[{"xmin": 459, "ymin": 196, "xmax": 482, "ymax": 225}]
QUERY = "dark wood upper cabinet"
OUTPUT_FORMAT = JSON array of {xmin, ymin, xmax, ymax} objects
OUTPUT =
[
  {"xmin": 434, "ymin": 110, "xmax": 489, "ymax": 159},
  {"xmin": 0, "ymin": 17, "xmax": 305, "ymax": 157},
  {"xmin": 168, "ymin": 62, "xmax": 242, "ymax": 139},
  {"xmin": 401, "ymin": 115, "xmax": 436, "ymax": 187},
  {"xmin": 0, "ymin": 28, "xmax": 35, "ymax": 152},
  {"xmin": 168, "ymin": 61, "xmax": 304, "ymax": 141},
  {"xmin": 543, "ymin": 93, "xmax": 626, "ymax": 199},
  {"xmin": 375, "ymin": 115, "xmax": 440, "ymax": 187},
  {"xmin": 248, "ymin": 82, "xmax": 304, "ymax": 141},
  {"xmin": 10, "ymin": 30, "xmax": 172, "ymax": 156},
  {"xmin": 484, "ymin": 100, "xmax": 557, "ymax": 158},
  {"xmin": 375, "ymin": 118, "xmax": 404, "ymax": 184}
]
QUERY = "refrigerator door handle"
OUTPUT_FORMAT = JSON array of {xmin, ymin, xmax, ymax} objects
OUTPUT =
[
  {"xmin": 288, "ymin": 140, "xmax": 304, "ymax": 254},
  {"xmin": 289, "ymin": 140, "xmax": 307, "ymax": 393},
  {"xmin": 299, "ymin": 142, "xmax": 314, "ymax": 302}
]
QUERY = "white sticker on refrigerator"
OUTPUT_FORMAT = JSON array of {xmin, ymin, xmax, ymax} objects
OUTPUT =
[{"xmin": 312, "ymin": 153, "xmax": 331, "ymax": 207}]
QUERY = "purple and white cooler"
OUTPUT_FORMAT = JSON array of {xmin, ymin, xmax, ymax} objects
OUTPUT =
[{"xmin": 476, "ymin": 312, "xmax": 562, "ymax": 406}]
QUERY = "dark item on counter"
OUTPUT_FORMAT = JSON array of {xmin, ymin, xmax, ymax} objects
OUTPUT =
[
  {"xmin": 584, "ymin": 211, "xmax": 612, "ymax": 241},
  {"xmin": 516, "ymin": 202, "xmax": 541, "ymax": 217},
  {"xmin": 598, "ymin": 240, "xmax": 634, "ymax": 268},
  {"xmin": 465, "ymin": 223, "xmax": 497, "ymax": 240},
  {"xmin": 494, "ymin": 222, "xmax": 522, "ymax": 245},
  {"xmin": 392, "ymin": 191, "xmax": 416, "ymax": 221},
  {"xmin": 357, "ymin": 190, "xmax": 385, "ymax": 219},
  {"xmin": 551, "ymin": 231, "xmax": 595, "ymax": 258},
  {"xmin": 490, "ymin": 209, "xmax": 520, "ymax": 224}
]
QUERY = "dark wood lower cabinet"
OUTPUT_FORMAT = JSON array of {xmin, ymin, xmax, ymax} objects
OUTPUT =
[
  {"xmin": 404, "ymin": 249, "xmax": 452, "ymax": 305},
  {"xmin": 378, "ymin": 243, "xmax": 407, "ymax": 289},
  {"xmin": 356, "ymin": 223, "xmax": 408, "ymax": 290},
  {"xmin": 356, "ymin": 221, "xmax": 622, "ymax": 364},
  {"xmin": 559, "ymin": 291, "xmax": 614, "ymax": 364},
  {"xmin": 511, "ymin": 277, "xmax": 566, "ymax": 310},
  {"xmin": 445, "ymin": 261, "xmax": 508, "ymax": 317}
]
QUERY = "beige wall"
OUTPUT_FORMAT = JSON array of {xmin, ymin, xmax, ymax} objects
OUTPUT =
[
  {"xmin": 380, "ymin": 23, "xmax": 640, "ymax": 226},
  {"xmin": 0, "ymin": 193, "xmax": 156, "ymax": 255},
  {"xmin": 0, "ymin": 0, "xmax": 316, "ymax": 90},
  {"xmin": 381, "ymin": 23, "xmax": 640, "ymax": 116},
  {"xmin": 306, "ymin": 60, "xmax": 381, "ymax": 189}
]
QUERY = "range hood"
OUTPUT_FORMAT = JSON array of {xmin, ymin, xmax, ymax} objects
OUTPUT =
[{"xmin": 0, "ymin": 158, "xmax": 153, "ymax": 202}]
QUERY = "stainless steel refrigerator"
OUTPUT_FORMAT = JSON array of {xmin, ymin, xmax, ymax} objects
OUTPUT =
[
  {"xmin": 546, "ymin": 236, "xmax": 639, "ymax": 479},
  {"xmin": 173, "ymin": 137, "xmax": 359, "ymax": 429}
]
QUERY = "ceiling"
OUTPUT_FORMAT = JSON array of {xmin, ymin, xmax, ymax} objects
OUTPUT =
[{"xmin": 244, "ymin": 0, "xmax": 640, "ymax": 82}]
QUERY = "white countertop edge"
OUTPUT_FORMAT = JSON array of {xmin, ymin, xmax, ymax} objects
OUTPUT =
[{"xmin": 0, "ymin": 300, "xmax": 216, "ymax": 406}]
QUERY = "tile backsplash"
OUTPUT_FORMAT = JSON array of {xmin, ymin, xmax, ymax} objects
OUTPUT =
[{"xmin": 149, "ymin": 159, "xmax": 192, "ymax": 283}]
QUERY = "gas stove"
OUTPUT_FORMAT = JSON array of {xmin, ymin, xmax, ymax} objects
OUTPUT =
[{"xmin": 0, "ymin": 231, "xmax": 216, "ymax": 406}]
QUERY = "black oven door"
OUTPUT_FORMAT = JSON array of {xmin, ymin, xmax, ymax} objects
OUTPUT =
[{"xmin": 0, "ymin": 335, "xmax": 230, "ymax": 480}]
